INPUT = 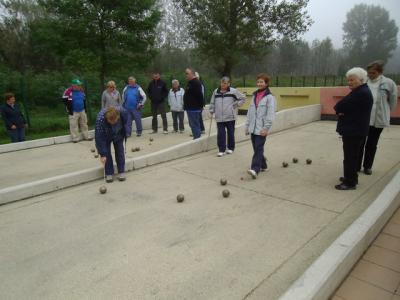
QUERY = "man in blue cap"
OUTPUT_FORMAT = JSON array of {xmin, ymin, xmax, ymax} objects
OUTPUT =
[{"xmin": 62, "ymin": 79, "xmax": 91, "ymax": 142}]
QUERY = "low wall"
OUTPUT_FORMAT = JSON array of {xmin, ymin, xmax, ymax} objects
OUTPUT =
[
  {"xmin": 279, "ymin": 170, "xmax": 400, "ymax": 300},
  {"xmin": 0, "ymin": 104, "xmax": 321, "ymax": 205},
  {"xmin": 238, "ymin": 86, "xmax": 400, "ymax": 124},
  {"xmin": 238, "ymin": 87, "xmax": 320, "ymax": 114},
  {"xmin": 0, "ymin": 110, "xmax": 209, "ymax": 154}
]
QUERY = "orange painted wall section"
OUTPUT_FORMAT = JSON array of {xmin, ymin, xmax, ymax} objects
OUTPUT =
[
  {"xmin": 390, "ymin": 86, "xmax": 400, "ymax": 118},
  {"xmin": 320, "ymin": 87, "xmax": 350, "ymax": 115},
  {"xmin": 320, "ymin": 86, "xmax": 400, "ymax": 119},
  {"xmin": 236, "ymin": 86, "xmax": 400, "ymax": 121}
]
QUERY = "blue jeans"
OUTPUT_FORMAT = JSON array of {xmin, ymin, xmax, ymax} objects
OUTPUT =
[
  {"xmin": 199, "ymin": 109, "xmax": 205, "ymax": 132},
  {"xmin": 186, "ymin": 111, "xmax": 201, "ymax": 139},
  {"xmin": 127, "ymin": 109, "xmax": 142, "ymax": 135},
  {"xmin": 8, "ymin": 127, "xmax": 25, "ymax": 143},
  {"xmin": 217, "ymin": 121, "xmax": 235, "ymax": 152},
  {"xmin": 105, "ymin": 139, "xmax": 125, "ymax": 176},
  {"xmin": 250, "ymin": 134, "xmax": 267, "ymax": 173}
]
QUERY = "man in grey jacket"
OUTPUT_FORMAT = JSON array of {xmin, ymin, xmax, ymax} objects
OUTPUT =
[
  {"xmin": 209, "ymin": 76, "xmax": 246, "ymax": 156},
  {"xmin": 358, "ymin": 60, "xmax": 398, "ymax": 175}
]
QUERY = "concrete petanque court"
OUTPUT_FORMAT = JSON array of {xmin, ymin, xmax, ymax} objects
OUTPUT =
[
  {"xmin": 0, "ymin": 120, "xmax": 399, "ymax": 299},
  {"xmin": 0, "ymin": 116, "xmax": 234, "ymax": 189}
]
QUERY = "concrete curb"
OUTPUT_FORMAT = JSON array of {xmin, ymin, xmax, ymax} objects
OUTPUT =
[
  {"xmin": 0, "ymin": 110, "xmax": 210, "ymax": 154},
  {"xmin": 0, "ymin": 104, "xmax": 320, "ymax": 205},
  {"xmin": 278, "ymin": 170, "xmax": 400, "ymax": 300}
]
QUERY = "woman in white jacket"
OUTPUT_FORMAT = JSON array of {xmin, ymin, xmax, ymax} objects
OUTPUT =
[
  {"xmin": 168, "ymin": 79, "xmax": 185, "ymax": 133},
  {"xmin": 358, "ymin": 60, "xmax": 398, "ymax": 175},
  {"xmin": 245, "ymin": 73, "xmax": 276, "ymax": 179}
]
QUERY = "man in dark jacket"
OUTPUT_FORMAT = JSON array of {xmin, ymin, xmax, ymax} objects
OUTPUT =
[
  {"xmin": 95, "ymin": 106, "xmax": 132, "ymax": 182},
  {"xmin": 1, "ymin": 93, "xmax": 27, "ymax": 143},
  {"xmin": 334, "ymin": 67, "xmax": 373, "ymax": 190},
  {"xmin": 184, "ymin": 68, "xmax": 204, "ymax": 139},
  {"xmin": 146, "ymin": 72, "xmax": 169, "ymax": 134}
]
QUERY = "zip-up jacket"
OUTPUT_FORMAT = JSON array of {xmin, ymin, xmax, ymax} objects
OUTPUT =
[
  {"xmin": 184, "ymin": 78, "xmax": 203, "ymax": 110},
  {"xmin": 147, "ymin": 79, "xmax": 168, "ymax": 104},
  {"xmin": 62, "ymin": 86, "xmax": 86, "ymax": 115},
  {"xmin": 209, "ymin": 87, "xmax": 246, "ymax": 122},
  {"xmin": 95, "ymin": 106, "xmax": 132, "ymax": 156},
  {"xmin": 1, "ymin": 103, "xmax": 26, "ymax": 130},
  {"xmin": 168, "ymin": 88, "xmax": 185, "ymax": 111},
  {"xmin": 334, "ymin": 83, "xmax": 373, "ymax": 137},
  {"xmin": 245, "ymin": 90, "xmax": 276, "ymax": 135},
  {"xmin": 122, "ymin": 84, "xmax": 147, "ymax": 110},
  {"xmin": 367, "ymin": 75, "xmax": 398, "ymax": 128}
]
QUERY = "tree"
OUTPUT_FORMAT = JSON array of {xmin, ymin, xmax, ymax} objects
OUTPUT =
[
  {"xmin": 39, "ymin": 0, "xmax": 161, "ymax": 91},
  {"xmin": 0, "ymin": 0, "xmax": 45, "ymax": 73},
  {"xmin": 310, "ymin": 38, "xmax": 335, "ymax": 75},
  {"xmin": 343, "ymin": 4, "xmax": 398, "ymax": 67},
  {"xmin": 173, "ymin": 0, "xmax": 312, "ymax": 77}
]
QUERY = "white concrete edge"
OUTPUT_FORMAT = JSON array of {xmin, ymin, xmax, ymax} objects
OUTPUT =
[
  {"xmin": 0, "ymin": 109, "xmax": 211, "ymax": 154},
  {"xmin": 278, "ymin": 170, "xmax": 400, "ymax": 300},
  {"xmin": 0, "ymin": 104, "xmax": 321, "ymax": 205}
]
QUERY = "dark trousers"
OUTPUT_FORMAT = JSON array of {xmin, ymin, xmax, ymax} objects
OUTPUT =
[
  {"xmin": 8, "ymin": 127, "xmax": 25, "ymax": 143},
  {"xmin": 342, "ymin": 136, "xmax": 363, "ymax": 186},
  {"xmin": 217, "ymin": 121, "xmax": 235, "ymax": 152},
  {"xmin": 358, "ymin": 126, "xmax": 384, "ymax": 170},
  {"xmin": 199, "ymin": 109, "xmax": 205, "ymax": 132},
  {"xmin": 105, "ymin": 139, "xmax": 125, "ymax": 176},
  {"xmin": 127, "ymin": 109, "xmax": 142, "ymax": 135},
  {"xmin": 171, "ymin": 111, "xmax": 185, "ymax": 132},
  {"xmin": 250, "ymin": 134, "xmax": 267, "ymax": 173},
  {"xmin": 151, "ymin": 102, "xmax": 168, "ymax": 132},
  {"xmin": 186, "ymin": 111, "xmax": 201, "ymax": 139}
]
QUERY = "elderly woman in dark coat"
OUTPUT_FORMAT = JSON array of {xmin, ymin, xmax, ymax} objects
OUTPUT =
[{"xmin": 334, "ymin": 67, "xmax": 373, "ymax": 190}]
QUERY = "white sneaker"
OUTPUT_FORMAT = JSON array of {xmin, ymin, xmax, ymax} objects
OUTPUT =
[
  {"xmin": 247, "ymin": 169, "xmax": 257, "ymax": 179},
  {"xmin": 163, "ymin": 130, "xmax": 168, "ymax": 134},
  {"xmin": 106, "ymin": 175, "xmax": 114, "ymax": 183},
  {"xmin": 225, "ymin": 149, "xmax": 233, "ymax": 154},
  {"xmin": 217, "ymin": 152, "xmax": 225, "ymax": 157}
]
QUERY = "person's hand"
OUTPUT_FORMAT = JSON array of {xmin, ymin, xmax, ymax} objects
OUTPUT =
[
  {"xmin": 11, "ymin": 125, "xmax": 16, "ymax": 129},
  {"xmin": 338, "ymin": 113, "xmax": 344, "ymax": 116},
  {"xmin": 137, "ymin": 104, "xmax": 143, "ymax": 110},
  {"xmin": 100, "ymin": 156, "xmax": 107, "ymax": 164},
  {"xmin": 245, "ymin": 128, "xmax": 249, "ymax": 136},
  {"xmin": 260, "ymin": 128, "xmax": 268, "ymax": 137}
]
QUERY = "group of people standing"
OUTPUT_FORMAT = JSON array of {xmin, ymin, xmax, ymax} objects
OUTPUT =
[
  {"xmin": 93, "ymin": 68, "xmax": 209, "ymax": 182},
  {"xmin": 1, "ymin": 61, "xmax": 397, "ymax": 189}
]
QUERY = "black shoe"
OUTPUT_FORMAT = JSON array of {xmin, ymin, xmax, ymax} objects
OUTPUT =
[
  {"xmin": 335, "ymin": 183, "xmax": 356, "ymax": 190},
  {"xmin": 339, "ymin": 177, "xmax": 358, "ymax": 185},
  {"xmin": 363, "ymin": 168, "xmax": 372, "ymax": 175}
]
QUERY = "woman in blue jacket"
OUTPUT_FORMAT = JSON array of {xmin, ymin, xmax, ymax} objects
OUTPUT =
[{"xmin": 95, "ymin": 106, "xmax": 132, "ymax": 182}]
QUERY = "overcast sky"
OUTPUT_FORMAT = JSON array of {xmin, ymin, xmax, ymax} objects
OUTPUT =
[{"xmin": 301, "ymin": 0, "xmax": 400, "ymax": 48}]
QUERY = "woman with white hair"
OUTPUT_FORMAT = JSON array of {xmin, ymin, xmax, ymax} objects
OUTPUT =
[
  {"xmin": 168, "ymin": 79, "xmax": 185, "ymax": 133},
  {"xmin": 334, "ymin": 67, "xmax": 373, "ymax": 190}
]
